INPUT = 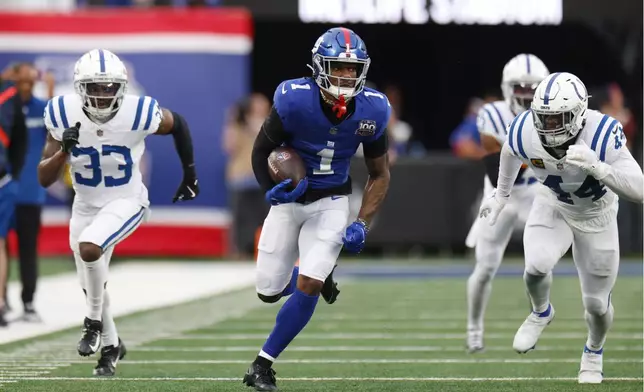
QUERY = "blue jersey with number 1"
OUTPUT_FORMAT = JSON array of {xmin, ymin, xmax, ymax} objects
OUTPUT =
[{"xmin": 273, "ymin": 77, "xmax": 391, "ymax": 190}]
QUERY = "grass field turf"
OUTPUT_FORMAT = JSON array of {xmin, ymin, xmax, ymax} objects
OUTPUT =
[{"xmin": 0, "ymin": 261, "xmax": 641, "ymax": 392}]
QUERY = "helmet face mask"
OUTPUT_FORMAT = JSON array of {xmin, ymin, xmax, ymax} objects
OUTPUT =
[
  {"xmin": 310, "ymin": 27, "xmax": 370, "ymax": 100},
  {"xmin": 531, "ymin": 72, "xmax": 589, "ymax": 148},
  {"xmin": 312, "ymin": 55, "xmax": 370, "ymax": 99},
  {"xmin": 509, "ymin": 82, "xmax": 539, "ymax": 112},
  {"xmin": 501, "ymin": 54, "xmax": 549, "ymax": 115},
  {"xmin": 532, "ymin": 110, "xmax": 575, "ymax": 147},
  {"xmin": 74, "ymin": 49, "xmax": 128, "ymax": 123},
  {"xmin": 78, "ymin": 81, "xmax": 125, "ymax": 113}
]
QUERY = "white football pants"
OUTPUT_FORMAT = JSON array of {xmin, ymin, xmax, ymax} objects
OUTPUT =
[{"xmin": 256, "ymin": 196, "xmax": 349, "ymax": 296}]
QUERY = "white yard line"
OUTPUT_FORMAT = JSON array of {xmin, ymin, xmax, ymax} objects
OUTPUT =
[
  {"xmin": 168, "ymin": 332, "xmax": 643, "ymax": 340},
  {"xmin": 5, "ymin": 376, "xmax": 642, "ymax": 382},
  {"xmin": 128, "ymin": 345, "xmax": 644, "ymax": 352},
  {"xmin": 269, "ymin": 314, "xmax": 643, "ymax": 321},
  {"xmin": 34, "ymin": 358, "xmax": 642, "ymax": 365},
  {"xmin": 214, "ymin": 321, "xmax": 644, "ymax": 330}
]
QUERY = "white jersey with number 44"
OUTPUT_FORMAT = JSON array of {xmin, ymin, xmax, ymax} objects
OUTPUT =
[
  {"xmin": 44, "ymin": 94, "xmax": 162, "ymax": 209},
  {"xmin": 506, "ymin": 109, "xmax": 626, "ymax": 230}
]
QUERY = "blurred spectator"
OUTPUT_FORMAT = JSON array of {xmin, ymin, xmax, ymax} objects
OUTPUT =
[
  {"xmin": 5, "ymin": 63, "xmax": 50, "ymax": 322},
  {"xmin": 596, "ymin": 83, "xmax": 637, "ymax": 150},
  {"xmin": 449, "ymin": 97, "xmax": 487, "ymax": 160},
  {"xmin": 0, "ymin": 75, "xmax": 27, "ymax": 327},
  {"xmin": 223, "ymin": 93, "xmax": 270, "ymax": 260}
]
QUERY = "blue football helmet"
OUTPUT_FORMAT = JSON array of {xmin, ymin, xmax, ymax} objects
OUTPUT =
[{"xmin": 309, "ymin": 27, "xmax": 370, "ymax": 100}]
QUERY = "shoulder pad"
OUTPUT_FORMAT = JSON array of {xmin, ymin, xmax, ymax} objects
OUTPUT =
[
  {"xmin": 126, "ymin": 95, "xmax": 162, "ymax": 133},
  {"xmin": 359, "ymin": 88, "xmax": 391, "ymax": 140},
  {"xmin": 44, "ymin": 95, "xmax": 76, "ymax": 140},
  {"xmin": 589, "ymin": 114, "xmax": 624, "ymax": 163},
  {"xmin": 506, "ymin": 110, "xmax": 532, "ymax": 160},
  {"xmin": 273, "ymin": 78, "xmax": 314, "ymax": 116}
]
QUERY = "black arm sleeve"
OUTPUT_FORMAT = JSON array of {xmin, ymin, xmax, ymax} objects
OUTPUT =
[
  {"xmin": 251, "ymin": 106, "xmax": 289, "ymax": 193},
  {"xmin": 484, "ymin": 151, "xmax": 526, "ymax": 187},
  {"xmin": 362, "ymin": 129, "xmax": 389, "ymax": 158},
  {"xmin": 483, "ymin": 152, "xmax": 501, "ymax": 187},
  {"xmin": 8, "ymin": 97, "xmax": 27, "ymax": 179},
  {"xmin": 169, "ymin": 111, "xmax": 196, "ymax": 177}
]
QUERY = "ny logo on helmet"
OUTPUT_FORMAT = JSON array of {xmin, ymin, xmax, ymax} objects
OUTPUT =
[{"xmin": 356, "ymin": 120, "xmax": 376, "ymax": 136}]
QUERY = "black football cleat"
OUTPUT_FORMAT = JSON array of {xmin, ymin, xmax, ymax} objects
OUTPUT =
[
  {"xmin": 243, "ymin": 362, "xmax": 278, "ymax": 391},
  {"xmin": 0, "ymin": 309, "xmax": 7, "ymax": 327},
  {"xmin": 77, "ymin": 317, "xmax": 102, "ymax": 357},
  {"xmin": 93, "ymin": 338, "xmax": 127, "ymax": 376},
  {"xmin": 321, "ymin": 265, "xmax": 340, "ymax": 304}
]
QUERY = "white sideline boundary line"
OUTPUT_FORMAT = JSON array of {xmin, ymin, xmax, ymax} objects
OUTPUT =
[
  {"xmin": 284, "ymin": 314, "xmax": 644, "ymax": 321},
  {"xmin": 2, "ymin": 261, "xmax": 255, "ymax": 345},
  {"xmin": 131, "ymin": 345, "xmax": 644, "ymax": 352},
  {"xmin": 5, "ymin": 376, "xmax": 643, "ymax": 382}
]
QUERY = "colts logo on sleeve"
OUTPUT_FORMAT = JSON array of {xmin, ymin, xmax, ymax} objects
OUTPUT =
[{"xmin": 355, "ymin": 120, "xmax": 377, "ymax": 136}]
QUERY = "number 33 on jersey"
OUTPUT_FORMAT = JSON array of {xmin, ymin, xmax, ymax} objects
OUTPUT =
[{"xmin": 44, "ymin": 94, "xmax": 161, "ymax": 208}]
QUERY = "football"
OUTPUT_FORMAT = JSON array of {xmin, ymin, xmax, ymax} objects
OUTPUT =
[{"xmin": 267, "ymin": 146, "xmax": 306, "ymax": 186}]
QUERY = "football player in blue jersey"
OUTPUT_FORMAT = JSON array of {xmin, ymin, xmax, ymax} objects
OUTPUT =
[{"xmin": 243, "ymin": 27, "xmax": 391, "ymax": 391}]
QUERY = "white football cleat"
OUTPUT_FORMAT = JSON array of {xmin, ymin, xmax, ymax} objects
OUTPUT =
[
  {"xmin": 466, "ymin": 330, "xmax": 485, "ymax": 354},
  {"xmin": 512, "ymin": 304, "xmax": 555, "ymax": 353},
  {"xmin": 578, "ymin": 346, "xmax": 603, "ymax": 384}
]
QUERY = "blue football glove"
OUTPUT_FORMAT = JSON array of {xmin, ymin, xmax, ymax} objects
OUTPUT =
[
  {"xmin": 343, "ymin": 219, "xmax": 369, "ymax": 254},
  {"xmin": 265, "ymin": 178, "xmax": 308, "ymax": 205}
]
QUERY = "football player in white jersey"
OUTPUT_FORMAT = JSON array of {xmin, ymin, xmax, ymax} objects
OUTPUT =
[
  {"xmin": 480, "ymin": 72, "xmax": 643, "ymax": 383},
  {"xmin": 465, "ymin": 53, "xmax": 549, "ymax": 353},
  {"xmin": 37, "ymin": 49, "xmax": 199, "ymax": 376}
]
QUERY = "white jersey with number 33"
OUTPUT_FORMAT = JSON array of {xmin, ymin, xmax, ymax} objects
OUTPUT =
[
  {"xmin": 44, "ymin": 94, "xmax": 162, "ymax": 209},
  {"xmin": 506, "ymin": 109, "xmax": 626, "ymax": 231}
]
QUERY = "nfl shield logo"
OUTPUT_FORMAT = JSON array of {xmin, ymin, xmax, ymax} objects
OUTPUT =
[
  {"xmin": 97, "ymin": 129, "xmax": 103, "ymax": 137},
  {"xmin": 557, "ymin": 162, "xmax": 564, "ymax": 170}
]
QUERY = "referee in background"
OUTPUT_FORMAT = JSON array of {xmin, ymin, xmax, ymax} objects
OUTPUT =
[{"xmin": 0, "ymin": 68, "xmax": 27, "ymax": 327}]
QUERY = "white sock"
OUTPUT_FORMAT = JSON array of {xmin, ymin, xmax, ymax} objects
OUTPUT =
[
  {"xmin": 101, "ymin": 290, "xmax": 119, "ymax": 347},
  {"xmin": 466, "ymin": 266, "xmax": 493, "ymax": 332},
  {"xmin": 259, "ymin": 350, "xmax": 276, "ymax": 362},
  {"xmin": 84, "ymin": 258, "xmax": 107, "ymax": 321},
  {"xmin": 524, "ymin": 271, "xmax": 552, "ymax": 313},
  {"xmin": 585, "ymin": 303, "xmax": 614, "ymax": 351}
]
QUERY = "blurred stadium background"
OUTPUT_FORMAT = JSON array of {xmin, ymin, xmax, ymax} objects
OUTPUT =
[{"xmin": 0, "ymin": 1, "xmax": 641, "ymax": 391}]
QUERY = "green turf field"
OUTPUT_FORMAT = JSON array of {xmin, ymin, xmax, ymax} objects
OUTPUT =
[{"xmin": 0, "ymin": 265, "xmax": 642, "ymax": 392}]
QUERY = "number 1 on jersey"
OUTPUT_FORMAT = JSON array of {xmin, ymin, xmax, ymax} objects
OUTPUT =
[{"xmin": 314, "ymin": 144, "xmax": 335, "ymax": 175}]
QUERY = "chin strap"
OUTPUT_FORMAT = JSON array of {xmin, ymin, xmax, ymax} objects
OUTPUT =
[{"xmin": 331, "ymin": 95, "xmax": 347, "ymax": 119}]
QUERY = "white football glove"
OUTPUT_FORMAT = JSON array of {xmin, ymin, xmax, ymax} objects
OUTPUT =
[
  {"xmin": 479, "ymin": 191, "xmax": 508, "ymax": 226},
  {"xmin": 566, "ymin": 140, "xmax": 607, "ymax": 179}
]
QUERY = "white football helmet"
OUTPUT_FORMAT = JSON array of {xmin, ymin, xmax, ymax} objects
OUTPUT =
[
  {"xmin": 502, "ymin": 54, "xmax": 549, "ymax": 115},
  {"xmin": 531, "ymin": 72, "xmax": 589, "ymax": 147},
  {"xmin": 73, "ymin": 49, "xmax": 128, "ymax": 123}
]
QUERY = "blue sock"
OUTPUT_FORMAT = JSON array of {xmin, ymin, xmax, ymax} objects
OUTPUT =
[
  {"xmin": 261, "ymin": 288, "xmax": 319, "ymax": 359},
  {"xmin": 280, "ymin": 267, "xmax": 299, "ymax": 297}
]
